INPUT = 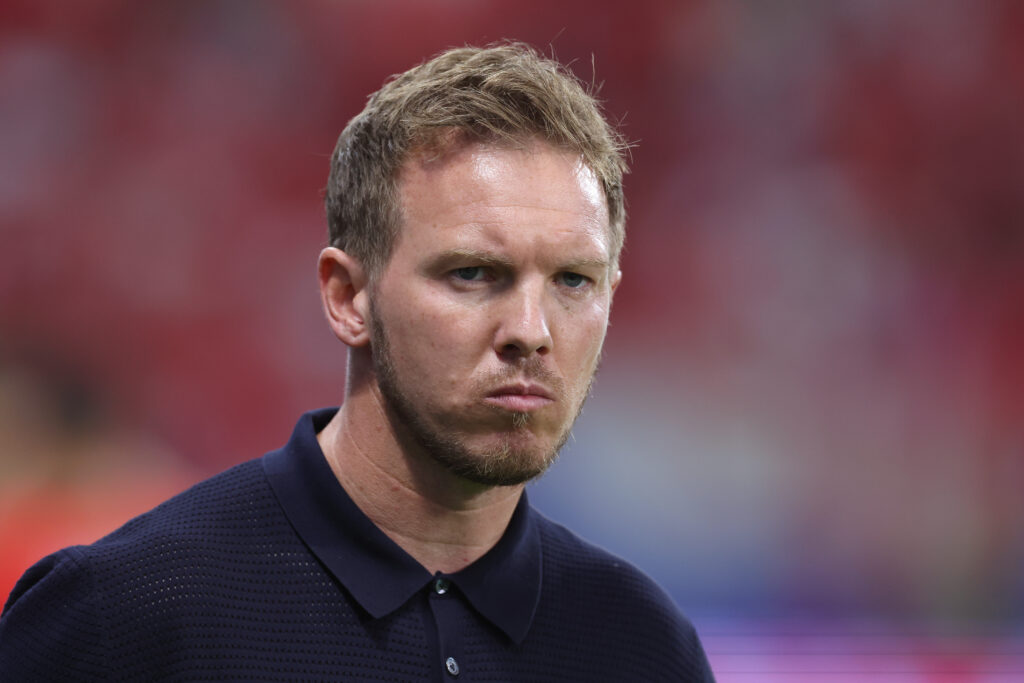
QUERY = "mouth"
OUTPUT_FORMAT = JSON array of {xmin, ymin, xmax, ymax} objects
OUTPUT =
[{"xmin": 484, "ymin": 383, "xmax": 555, "ymax": 412}]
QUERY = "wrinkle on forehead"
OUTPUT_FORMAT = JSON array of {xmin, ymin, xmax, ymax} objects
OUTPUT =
[
  {"xmin": 466, "ymin": 147, "xmax": 603, "ymax": 210},
  {"xmin": 396, "ymin": 138, "xmax": 612, "ymax": 259}
]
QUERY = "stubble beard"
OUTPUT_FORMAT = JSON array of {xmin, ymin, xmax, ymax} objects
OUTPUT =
[{"xmin": 368, "ymin": 305, "xmax": 595, "ymax": 487}]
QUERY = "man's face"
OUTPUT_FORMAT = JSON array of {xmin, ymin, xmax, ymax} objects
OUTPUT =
[{"xmin": 368, "ymin": 139, "xmax": 620, "ymax": 487}]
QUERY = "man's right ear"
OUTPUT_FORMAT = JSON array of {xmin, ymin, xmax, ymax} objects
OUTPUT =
[{"xmin": 318, "ymin": 247, "xmax": 371, "ymax": 347}]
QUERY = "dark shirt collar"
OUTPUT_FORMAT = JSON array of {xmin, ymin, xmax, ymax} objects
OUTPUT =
[{"xmin": 262, "ymin": 408, "xmax": 542, "ymax": 644}]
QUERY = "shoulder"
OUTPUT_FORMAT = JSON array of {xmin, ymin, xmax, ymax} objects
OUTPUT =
[
  {"xmin": 2, "ymin": 458, "xmax": 270, "ymax": 606},
  {"xmin": 0, "ymin": 546, "xmax": 108, "ymax": 680},
  {"xmin": 530, "ymin": 511, "xmax": 715, "ymax": 680},
  {"xmin": 1, "ymin": 458, "xmax": 275, "ymax": 606},
  {"xmin": 533, "ymin": 510, "xmax": 678, "ymax": 612},
  {"xmin": 93, "ymin": 458, "xmax": 273, "ymax": 549},
  {"xmin": 0, "ymin": 459, "xmax": 304, "ymax": 679},
  {"xmin": 73, "ymin": 458, "xmax": 299, "ymax": 601}
]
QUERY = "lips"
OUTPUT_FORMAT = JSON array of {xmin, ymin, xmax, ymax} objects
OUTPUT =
[
  {"xmin": 488, "ymin": 383, "xmax": 555, "ymax": 399},
  {"xmin": 485, "ymin": 383, "xmax": 555, "ymax": 411}
]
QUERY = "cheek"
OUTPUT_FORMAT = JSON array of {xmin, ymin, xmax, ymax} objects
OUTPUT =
[
  {"xmin": 565, "ymin": 305, "xmax": 610, "ymax": 350},
  {"xmin": 388, "ymin": 305, "xmax": 483, "ymax": 383},
  {"xmin": 557, "ymin": 315, "xmax": 608, "ymax": 377},
  {"xmin": 415, "ymin": 307, "xmax": 477, "ymax": 357}
]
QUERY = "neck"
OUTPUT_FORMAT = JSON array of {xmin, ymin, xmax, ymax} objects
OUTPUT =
[{"xmin": 317, "ymin": 373, "xmax": 523, "ymax": 575}]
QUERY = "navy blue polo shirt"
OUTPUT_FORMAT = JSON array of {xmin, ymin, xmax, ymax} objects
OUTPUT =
[
  {"xmin": 0, "ymin": 409, "xmax": 714, "ymax": 681},
  {"xmin": 263, "ymin": 408, "xmax": 543, "ymax": 651}
]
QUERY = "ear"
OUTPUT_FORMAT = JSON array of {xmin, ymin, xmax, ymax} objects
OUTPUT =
[
  {"xmin": 318, "ymin": 247, "xmax": 371, "ymax": 347},
  {"xmin": 610, "ymin": 269, "xmax": 622, "ymax": 295}
]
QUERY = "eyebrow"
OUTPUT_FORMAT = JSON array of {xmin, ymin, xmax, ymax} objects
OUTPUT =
[
  {"xmin": 560, "ymin": 257, "xmax": 612, "ymax": 271},
  {"xmin": 430, "ymin": 249, "xmax": 515, "ymax": 269},
  {"xmin": 428, "ymin": 248, "xmax": 611, "ymax": 272}
]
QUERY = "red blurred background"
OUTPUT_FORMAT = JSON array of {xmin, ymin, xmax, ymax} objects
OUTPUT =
[{"xmin": 2, "ymin": 1, "xmax": 1023, "ymax": 679}]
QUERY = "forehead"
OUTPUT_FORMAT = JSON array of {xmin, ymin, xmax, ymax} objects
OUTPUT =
[{"xmin": 393, "ymin": 139, "xmax": 612, "ymax": 258}]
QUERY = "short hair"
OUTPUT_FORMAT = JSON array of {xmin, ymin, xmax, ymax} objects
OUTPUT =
[{"xmin": 325, "ymin": 43, "xmax": 629, "ymax": 276}]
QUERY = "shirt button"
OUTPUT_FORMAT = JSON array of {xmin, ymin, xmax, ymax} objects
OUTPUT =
[
  {"xmin": 445, "ymin": 656, "xmax": 460, "ymax": 676},
  {"xmin": 433, "ymin": 578, "xmax": 450, "ymax": 595}
]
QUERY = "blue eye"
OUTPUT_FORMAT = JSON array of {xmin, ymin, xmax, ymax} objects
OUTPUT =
[
  {"xmin": 454, "ymin": 267, "xmax": 485, "ymax": 281},
  {"xmin": 559, "ymin": 272, "xmax": 587, "ymax": 288}
]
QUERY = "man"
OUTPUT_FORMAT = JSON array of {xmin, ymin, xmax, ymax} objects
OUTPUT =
[{"xmin": 0, "ymin": 44, "xmax": 714, "ymax": 681}]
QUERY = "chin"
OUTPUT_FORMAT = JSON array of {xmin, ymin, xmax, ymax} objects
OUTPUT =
[{"xmin": 435, "ymin": 431, "xmax": 564, "ymax": 487}]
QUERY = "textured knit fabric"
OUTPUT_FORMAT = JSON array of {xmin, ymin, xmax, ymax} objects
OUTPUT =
[{"xmin": 0, "ymin": 409, "xmax": 715, "ymax": 682}]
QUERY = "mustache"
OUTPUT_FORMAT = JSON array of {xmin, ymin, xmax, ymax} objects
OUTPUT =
[{"xmin": 475, "ymin": 358, "xmax": 564, "ymax": 396}]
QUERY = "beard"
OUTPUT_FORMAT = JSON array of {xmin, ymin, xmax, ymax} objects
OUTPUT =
[{"xmin": 368, "ymin": 304, "xmax": 594, "ymax": 487}]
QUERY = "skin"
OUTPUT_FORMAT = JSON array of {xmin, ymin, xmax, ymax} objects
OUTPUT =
[{"xmin": 317, "ymin": 139, "xmax": 621, "ymax": 574}]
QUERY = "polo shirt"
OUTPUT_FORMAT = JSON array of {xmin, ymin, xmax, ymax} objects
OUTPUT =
[{"xmin": 0, "ymin": 408, "xmax": 715, "ymax": 681}]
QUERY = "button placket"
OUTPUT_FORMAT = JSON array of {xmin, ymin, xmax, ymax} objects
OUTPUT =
[{"xmin": 429, "ymin": 575, "xmax": 464, "ymax": 680}]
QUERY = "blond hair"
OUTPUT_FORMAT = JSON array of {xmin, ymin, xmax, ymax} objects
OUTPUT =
[{"xmin": 325, "ymin": 43, "xmax": 629, "ymax": 275}]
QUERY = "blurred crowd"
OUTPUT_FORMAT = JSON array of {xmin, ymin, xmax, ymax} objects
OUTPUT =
[{"xmin": 2, "ymin": 2, "xmax": 1022, "ymax": 673}]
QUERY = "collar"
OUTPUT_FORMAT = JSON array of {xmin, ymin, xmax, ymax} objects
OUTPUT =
[{"xmin": 262, "ymin": 408, "xmax": 542, "ymax": 644}]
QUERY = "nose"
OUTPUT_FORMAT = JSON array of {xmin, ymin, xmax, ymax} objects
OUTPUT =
[{"xmin": 495, "ymin": 282, "xmax": 552, "ymax": 360}]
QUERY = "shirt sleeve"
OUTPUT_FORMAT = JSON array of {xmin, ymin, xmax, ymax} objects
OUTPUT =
[{"xmin": 0, "ymin": 547, "xmax": 109, "ymax": 681}]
